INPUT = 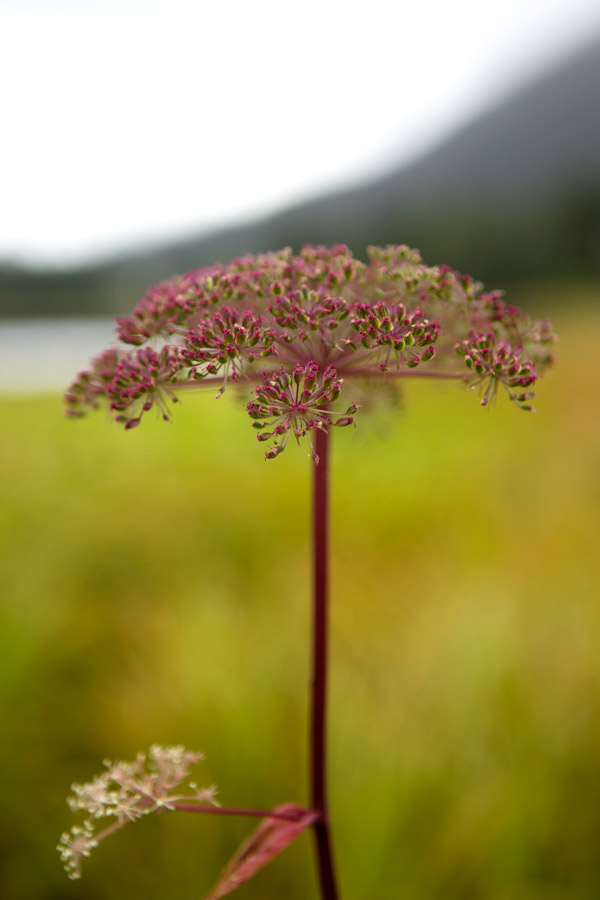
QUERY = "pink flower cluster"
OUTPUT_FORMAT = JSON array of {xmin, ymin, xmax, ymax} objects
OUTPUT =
[
  {"xmin": 65, "ymin": 245, "xmax": 556, "ymax": 458},
  {"xmin": 456, "ymin": 332, "xmax": 537, "ymax": 409},
  {"xmin": 247, "ymin": 362, "xmax": 358, "ymax": 462}
]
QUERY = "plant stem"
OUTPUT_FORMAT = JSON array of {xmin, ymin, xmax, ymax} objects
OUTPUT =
[
  {"xmin": 310, "ymin": 425, "xmax": 340, "ymax": 900},
  {"xmin": 171, "ymin": 803, "xmax": 304, "ymax": 820}
]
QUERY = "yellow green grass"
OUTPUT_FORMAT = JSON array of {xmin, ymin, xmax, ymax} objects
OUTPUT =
[{"xmin": 1, "ymin": 297, "xmax": 599, "ymax": 899}]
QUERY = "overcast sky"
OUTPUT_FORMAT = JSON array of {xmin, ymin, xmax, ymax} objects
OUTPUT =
[{"xmin": 1, "ymin": 0, "xmax": 599, "ymax": 267}]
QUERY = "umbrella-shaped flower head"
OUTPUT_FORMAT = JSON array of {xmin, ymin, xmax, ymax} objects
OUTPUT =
[{"xmin": 65, "ymin": 244, "xmax": 556, "ymax": 460}]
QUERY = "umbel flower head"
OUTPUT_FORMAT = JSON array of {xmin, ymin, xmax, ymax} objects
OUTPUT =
[
  {"xmin": 65, "ymin": 245, "xmax": 556, "ymax": 461},
  {"xmin": 57, "ymin": 745, "xmax": 217, "ymax": 880}
]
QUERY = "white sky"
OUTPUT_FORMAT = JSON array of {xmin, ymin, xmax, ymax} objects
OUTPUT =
[{"xmin": 1, "ymin": 0, "xmax": 599, "ymax": 268}]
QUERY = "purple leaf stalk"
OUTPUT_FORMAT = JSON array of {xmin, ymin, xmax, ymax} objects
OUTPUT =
[{"xmin": 60, "ymin": 245, "xmax": 556, "ymax": 899}]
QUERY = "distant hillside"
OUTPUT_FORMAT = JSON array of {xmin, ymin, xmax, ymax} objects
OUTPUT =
[{"xmin": 2, "ymin": 36, "xmax": 599, "ymax": 317}]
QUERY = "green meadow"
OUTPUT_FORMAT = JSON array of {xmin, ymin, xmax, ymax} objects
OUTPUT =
[{"xmin": 1, "ymin": 293, "xmax": 600, "ymax": 899}]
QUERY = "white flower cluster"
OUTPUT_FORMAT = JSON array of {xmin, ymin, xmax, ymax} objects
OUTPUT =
[{"xmin": 57, "ymin": 745, "xmax": 218, "ymax": 879}]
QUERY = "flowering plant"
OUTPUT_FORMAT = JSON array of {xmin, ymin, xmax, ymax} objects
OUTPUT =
[{"xmin": 61, "ymin": 245, "xmax": 556, "ymax": 899}]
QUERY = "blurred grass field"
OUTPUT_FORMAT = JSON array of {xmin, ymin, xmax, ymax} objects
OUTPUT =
[{"xmin": 1, "ymin": 292, "xmax": 600, "ymax": 900}]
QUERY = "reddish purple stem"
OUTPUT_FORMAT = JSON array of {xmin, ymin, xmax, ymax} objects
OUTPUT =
[
  {"xmin": 176, "ymin": 425, "xmax": 340, "ymax": 899},
  {"xmin": 310, "ymin": 425, "xmax": 340, "ymax": 900}
]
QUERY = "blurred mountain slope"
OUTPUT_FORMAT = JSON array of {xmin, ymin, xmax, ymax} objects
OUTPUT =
[{"xmin": 2, "ymin": 36, "xmax": 599, "ymax": 317}]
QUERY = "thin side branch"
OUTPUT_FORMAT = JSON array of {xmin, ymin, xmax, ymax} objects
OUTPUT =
[{"xmin": 171, "ymin": 803, "xmax": 307, "ymax": 821}]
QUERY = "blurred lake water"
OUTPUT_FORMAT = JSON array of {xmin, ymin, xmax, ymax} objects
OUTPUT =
[{"xmin": 0, "ymin": 317, "xmax": 116, "ymax": 392}]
